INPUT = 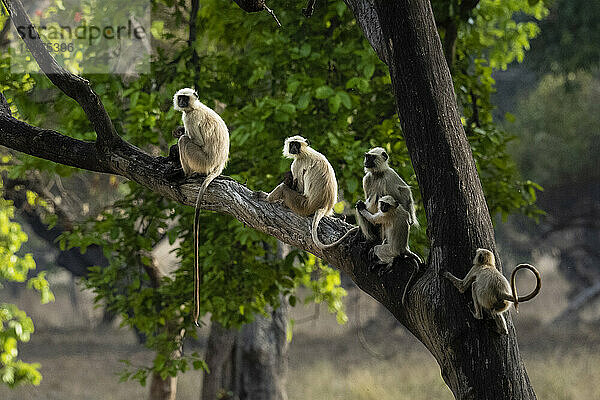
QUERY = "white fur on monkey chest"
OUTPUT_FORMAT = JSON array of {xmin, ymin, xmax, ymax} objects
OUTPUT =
[{"xmin": 183, "ymin": 113, "xmax": 205, "ymax": 147}]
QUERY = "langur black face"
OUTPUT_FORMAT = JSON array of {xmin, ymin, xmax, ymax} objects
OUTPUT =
[
  {"xmin": 364, "ymin": 153, "xmax": 376, "ymax": 168},
  {"xmin": 379, "ymin": 201, "xmax": 392, "ymax": 213},
  {"xmin": 288, "ymin": 140, "xmax": 302, "ymax": 155},
  {"xmin": 177, "ymin": 95, "xmax": 190, "ymax": 109},
  {"xmin": 364, "ymin": 150, "xmax": 388, "ymax": 169},
  {"xmin": 478, "ymin": 253, "xmax": 486, "ymax": 265}
]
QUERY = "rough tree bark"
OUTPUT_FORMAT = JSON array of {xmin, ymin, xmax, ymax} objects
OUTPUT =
[
  {"xmin": 202, "ymin": 299, "xmax": 289, "ymax": 400},
  {"xmin": 0, "ymin": 0, "xmax": 537, "ymax": 398},
  {"xmin": 201, "ymin": 321, "xmax": 238, "ymax": 400},
  {"xmin": 238, "ymin": 297, "xmax": 289, "ymax": 400},
  {"xmin": 344, "ymin": 1, "xmax": 536, "ymax": 398},
  {"xmin": 144, "ymin": 256, "xmax": 185, "ymax": 400}
]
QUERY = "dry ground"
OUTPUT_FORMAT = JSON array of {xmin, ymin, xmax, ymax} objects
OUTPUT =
[{"xmin": 1, "ymin": 259, "xmax": 599, "ymax": 400}]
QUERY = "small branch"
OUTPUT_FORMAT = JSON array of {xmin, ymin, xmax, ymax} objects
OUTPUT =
[
  {"xmin": 230, "ymin": 0, "xmax": 281, "ymax": 27},
  {"xmin": 263, "ymin": 4, "xmax": 281, "ymax": 27},
  {"xmin": 302, "ymin": 0, "xmax": 316, "ymax": 18},
  {"xmin": 188, "ymin": 0, "xmax": 201, "ymax": 90},
  {"xmin": 2, "ymin": 0, "xmax": 120, "ymax": 150}
]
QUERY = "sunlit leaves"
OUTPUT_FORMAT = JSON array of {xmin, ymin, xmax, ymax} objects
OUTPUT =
[{"xmin": 0, "ymin": 189, "xmax": 52, "ymax": 387}]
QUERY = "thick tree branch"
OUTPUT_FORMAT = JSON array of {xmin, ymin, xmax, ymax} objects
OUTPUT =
[
  {"xmin": 1, "ymin": 0, "xmax": 120, "ymax": 150},
  {"xmin": 0, "ymin": 115, "xmax": 109, "ymax": 173},
  {"xmin": 0, "ymin": 101, "xmax": 364, "ymax": 274},
  {"xmin": 343, "ymin": 0, "xmax": 388, "ymax": 64},
  {"xmin": 344, "ymin": 0, "xmax": 537, "ymax": 398}
]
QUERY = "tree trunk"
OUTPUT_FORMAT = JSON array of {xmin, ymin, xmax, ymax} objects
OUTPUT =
[
  {"xmin": 344, "ymin": 0, "xmax": 536, "ymax": 398},
  {"xmin": 201, "ymin": 321, "xmax": 238, "ymax": 400},
  {"xmin": 201, "ymin": 297, "xmax": 289, "ymax": 400},
  {"xmin": 238, "ymin": 297, "xmax": 289, "ymax": 400},
  {"xmin": 149, "ymin": 373, "xmax": 178, "ymax": 400}
]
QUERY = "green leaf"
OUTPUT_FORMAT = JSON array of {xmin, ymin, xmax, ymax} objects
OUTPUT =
[
  {"xmin": 337, "ymin": 91, "xmax": 352, "ymax": 109},
  {"xmin": 328, "ymin": 95, "xmax": 341, "ymax": 113},
  {"xmin": 363, "ymin": 63, "xmax": 375, "ymax": 79},
  {"xmin": 315, "ymin": 86, "xmax": 335, "ymax": 99},
  {"xmin": 297, "ymin": 92, "xmax": 311, "ymax": 110}
]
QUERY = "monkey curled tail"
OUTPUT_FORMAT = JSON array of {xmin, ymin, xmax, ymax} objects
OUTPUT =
[
  {"xmin": 174, "ymin": 88, "xmax": 229, "ymax": 327},
  {"xmin": 506, "ymin": 263, "xmax": 542, "ymax": 311},
  {"xmin": 267, "ymin": 136, "xmax": 356, "ymax": 250},
  {"xmin": 443, "ymin": 248, "xmax": 541, "ymax": 334}
]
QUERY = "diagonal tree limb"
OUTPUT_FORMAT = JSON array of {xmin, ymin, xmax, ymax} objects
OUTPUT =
[
  {"xmin": 1, "ymin": 0, "xmax": 120, "ymax": 150},
  {"xmin": 0, "ymin": 97, "xmax": 364, "ymax": 274},
  {"xmin": 0, "ymin": 114, "xmax": 109, "ymax": 172}
]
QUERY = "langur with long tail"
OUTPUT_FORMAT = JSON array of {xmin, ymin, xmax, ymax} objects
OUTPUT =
[
  {"xmin": 443, "ymin": 248, "xmax": 541, "ymax": 334},
  {"xmin": 266, "ymin": 136, "xmax": 357, "ymax": 249},
  {"xmin": 173, "ymin": 88, "xmax": 229, "ymax": 326}
]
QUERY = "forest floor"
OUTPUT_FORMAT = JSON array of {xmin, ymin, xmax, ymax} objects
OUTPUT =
[{"xmin": 1, "ymin": 261, "xmax": 599, "ymax": 400}]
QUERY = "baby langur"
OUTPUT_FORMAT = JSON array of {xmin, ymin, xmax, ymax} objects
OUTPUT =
[
  {"xmin": 357, "ymin": 147, "xmax": 418, "ymax": 242},
  {"xmin": 443, "ymin": 248, "xmax": 542, "ymax": 334},
  {"xmin": 173, "ymin": 88, "xmax": 229, "ymax": 326},
  {"xmin": 356, "ymin": 195, "xmax": 422, "ymax": 264},
  {"xmin": 357, "ymin": 195, "xmax": 421, "ymax": 304},
  {"xmin": 266, "ymin": 136, "xmax": 357, "ymax": 249}
]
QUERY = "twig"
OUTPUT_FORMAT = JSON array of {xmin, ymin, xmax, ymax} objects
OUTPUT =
[
  {"xmin": 263, "ymin": 4, "xmax": 281, "ymax": 27},
  {"xmin": 302, "ymin": 0, "xmax": 316, "ymax": 18}
]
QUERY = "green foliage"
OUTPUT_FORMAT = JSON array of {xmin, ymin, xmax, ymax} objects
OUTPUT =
[
  {"xmin": 507, "ymin": 72, "xmax": 600, "ymax": 187},
  {"xmin": 0, "ymin": 181, "xmax": 54, "ymax": 387},
  {"xmin": 438, "ymin": 0, "xmax": 548, "ymax": 220},
  {"xmin": 61, "ymin": 181, "xmax": 346, "ymax": 383},
  {"xmin": 525, "ymin": 0, "xmax": 600, "ymax": 74}
]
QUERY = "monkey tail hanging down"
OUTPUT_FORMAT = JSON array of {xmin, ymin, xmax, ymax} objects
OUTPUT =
[{"xmin": 173, "ymin": 88, "xmax": 229, "ymax": 326}]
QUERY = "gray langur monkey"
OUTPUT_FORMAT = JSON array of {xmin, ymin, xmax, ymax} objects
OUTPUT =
[
  {"xmin": 357, "ymin": 148, "xmax": 418, "ymax": 243},
  {"xmin": 356, "ymin": 195, "xmax": 422, "ymax": 265},
  {"xmin": 357, "ymin": 195, "xmax": 421, "ymax": 304},
  {"xmin": 443, "ymin": 248, "xmax": 542, "ymax": 334},
  {"xmin": 266, "ymin": 136, "xmax": 357, "ymax": 249},
  {"xmin": 173, "ymin": 88, "xmax": 229, "ymax": 326}
]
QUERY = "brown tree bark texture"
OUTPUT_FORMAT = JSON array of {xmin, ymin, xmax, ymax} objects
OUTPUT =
[
  {"xmin": 0, "ymin": 0, "xmax": 537, "ymax": 398},
  {"xmin": 344, "ymin": 1, "xmax": 536, "ymax": 398}
]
